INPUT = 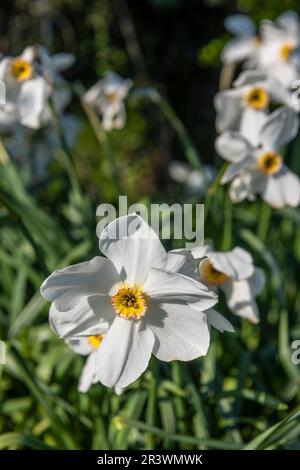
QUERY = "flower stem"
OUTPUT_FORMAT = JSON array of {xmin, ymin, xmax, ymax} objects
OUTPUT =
[
  {"xmin": 0, "ymin": 139, "xmax": 10, "ymax": 164},
  {"xmin": 75, "ymin": 83, "xmax": 123, "ymax": 195},
  {"xmin": 204, "ymin": 162, "xmax": 228, "ymax": 223},
  {"xmin": 49, "ymin": 99, "xmax": 82, "ymax": 199},
  {"xmin": 134, "ymin": 88, "xmax": 203, "ymax": 172},
  {"xmin": 219, "ymin": 63, "xmax": 236, "ymax": 91},
  {"xmin": 221, "ymin": 192, "xmax": 233, "ymax": 250},
  {"xmin": 257, "ymin": 201, "xmax": 272, "ymax": 242}
]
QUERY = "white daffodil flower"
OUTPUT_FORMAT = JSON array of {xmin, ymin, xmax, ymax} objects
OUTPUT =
[
  {"xmin": 214, "ymin": 70, "xmax": 298, "ymax": 142},
  {"xmin": 165, "ymin": 249, "xmax": 234, "ymax": 333},
  {"xmin": 191, "ymin": 246, "xmax": 265, "ymax": 324},
  {"xmin": 84, "ymin": 71, "xmax": 133, "ymax": 131},
  {"xmin": 216, "ymin": 107, "xmax": 300, "ymax": 208},
  {"xmin": 0, "ymin": 45, "xmax": 74, "ymax": 130},
  {"xmin": 41, "ymin": 214, "xmax": 218, "ymax": 390},
  {"xmin": 168, "ymin": 161, "xmax": 216, "ymax": 196},
  {"xmin": 256, "ymin": 11, "xmax": 300, "ymax": 88},
  {"xmin": 222, "ymin": 14, "xmax": 258, "ymax": 64}
]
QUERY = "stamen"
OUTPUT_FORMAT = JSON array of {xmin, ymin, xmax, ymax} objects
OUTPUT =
[
  {"xmin": 280, "ymin": 42, "xmax": 295, "ymax": 61},
  {"xmin": 11, "ymin": 58, "xmax": 33, "ymax": 82},
  {"xmin": 258, "ymin": 151, "xmax": 283, "ymax": 175},
  {"xmin": 88, "ymin": 335, "xmax": 104, "ymax": 350},
  {"xmin": 244, "ymin": 87, "xmax": 269, "ymax": 110},
  {"xmin": 111, "ymin": 286, "xmax": 148, "ymax": 320}
]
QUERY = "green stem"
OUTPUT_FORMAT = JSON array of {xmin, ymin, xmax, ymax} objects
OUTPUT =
[
  {"xmin": 75, "ymin": 83, "xmax": 123, "ymax": 194},
  {"xmin": 147, "ymin": 91, "xmax": 203, "ymax": 172},
  {"xmin": 145, "ymin": 374, "xmax": 157, "ymax": 449},
  {"xmin": 257, "ymin": 201, "xmax": 272, "ymax": 242},
  {"xmin": 221, "ymin": 192, "xmax": 233, "ymax": 250},
  {"xmin": 49, "ymin": 99, "xmax": 82, "ymax": 199},
  {"xmin": 171, "ymin": 362, "xmax": 187, "ymax": 437},
  {"xmin": 204, "ymin": 162, "xmax": 228, "ymax": 223}
]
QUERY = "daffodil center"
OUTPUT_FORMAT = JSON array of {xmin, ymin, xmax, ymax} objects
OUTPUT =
[
  {"xmin": 88, "ymin": 334, "xmax": 104, "ymax": 350},
  {"xmin": 111, "ymin": 286, "xmax": 148, "ymax": 320},
  {"xmin": 200, "ymin": 259, "xmax": 230, "ymax": 286},
  {"xmin": 11, "ymin": 58, "xmax": 33, "ymax": 82},
  {"xmin": 245, "ymin": 87, "xmax": 269, "ymax": 110},
  {"xmin": 106, "ymin": 91, "xmax": 118, "ymax": 103},
  {"xmin": 280, "ymin": 42, "xmax": 295, "ymax": 61},
  {"xmin": 258, "ymin": 151, "xmax": 282, "ymax": 175}
]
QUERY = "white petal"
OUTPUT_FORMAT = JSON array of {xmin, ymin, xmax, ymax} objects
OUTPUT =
[
  {"xmin": 51, "ymin": 53, "xmax": 75, "ymax": 72},
  {"xmin": 234, "ymin": 70, "xmax": 268, "ymax": 87},
  {"xmin": 21, "ymin": 46, "xmax": 36, "ymax": 63},
  {"xmin": 240, "ymin": 107, "xmax": 267, "ymax": 147},
  {"xmin": 49, "ymin": 295, "xmax": 114, "ymax": 339},
  {"xmin": 144, "ymin": 267, "xmax": 218, "ymax": 310},
  {"xmin": 79, "ymin": 352, "xmax": 97, "ymax": 393},
  {"xmin": 266, "ymin": 76, "xmax": 296, "ymax": 109},
  {"xmin": 84, "ymin": 80, "xmax": 102, "ymax": 104},
  {"xmin": 99, "ymin": 214, "xmax": 167, "ymax": 285},
  {"xmin": 221, "ymin": 157, "xmax": 255, "ymax": 184},
  {"xmin": 148, "ymin": 302, "xmax": 210, "ymax": 361},
  {"xmin": 41, "ymin": 256, "xmax": 120, "ymax": 311},
  {"xmin": 168, "ymin": 161, "xmax": 191, "ymax": 182},
  {"xmin": 249, "ymin": 268, "xmax": 266, "ymax": 296},
  {"xmin": 190, "ymin": 245, "xmax": 212, "ymax": 260},
  {"xmin": 67, "ymin": 338, "xmax": 92, "ymax": 356},
  {"xmin": 221, "ymin": 38, "xmax": 256, "ymax": 63},
  {"xmin": 225, "ymin": 14, "xmax": 256, "ymax": 37},
  {"xmin": 268, "ymin": 62, "xmax": 298, "ymax": 89},
  {"xmin": 206, "ymin": 308, "xmax": 235, "ymax": 332},
  {"xmin": 222, "ymin": 273, "xmax": 263, "ymax": 324},
  {"xmin": 229, "ymin": 173, "xmax": 254, "ymax": 203},
  {"xmin": 18, "ymin": 77, "xmax": 49, "ymax": 129},
  {"xmin": 216, "ymin": 131, "xmax": 253, "ymax": 162},
  {"xmin": 214, "ymin": 88, "xmax": 244, "ymax": 132},
  {"xmin": 261, "ymin": 166, "xmax": 300, "ymax": 208},
  {"xmin": 259, "ymin": 107, "xmax": 299, "ymax": 151},
  {"xmin": 95, "ymin": 317, "xmax": 154, "ymax": 388},
  {"xmin": 277, "ymin": 11, "xmax": 299, "ymax": 34},
  {"xmin": 165, "ymin": 249, "xmax": 197, "ymax": 277},
  {"xmin": 209, "ymin": 247, "xmax": 254, "ymax": 280}
]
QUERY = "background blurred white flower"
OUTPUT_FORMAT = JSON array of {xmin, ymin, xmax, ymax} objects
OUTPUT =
[
  {"xmin": 191, "ymin": 246, "xmax": 265, "ymax": 324},
  {"xmin": 168, "ymin": 161, "xmax": 216, "ymax": 196},
  {"xmin": 0, "ymin": 45, "xmax": 74, "ymax": 130},
  {"xmin": 216, "ymin": 107, "xmax": 300, "ymax": 208},
  {"xmin": 41, "ymin": 214, "xmax": 218, "ymax": 390},
  {"xmin": 4, "ymin": 114, "xmax": 80, "ymax": 181},
  {"xmin": 84, "ymin": 71, "xmax": 132, "ymax": 131},
  {"xmin": 165, "ymin": 249, "xmax": 234, "ymax": 333},
  {"xmin": 256, "ymin": 11, "xmax": 300, "ymax": 88}
]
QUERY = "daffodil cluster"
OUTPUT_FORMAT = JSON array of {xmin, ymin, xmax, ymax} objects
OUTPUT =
[{"xmin": 216, "ymin": 11, "xmax": 300, "ymax": 208}]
